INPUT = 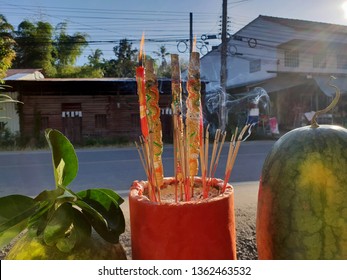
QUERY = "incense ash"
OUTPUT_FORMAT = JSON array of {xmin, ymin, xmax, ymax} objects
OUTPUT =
[{"xmin": 133, "ymin": 177, "xmax": 229, "ymax": 204}]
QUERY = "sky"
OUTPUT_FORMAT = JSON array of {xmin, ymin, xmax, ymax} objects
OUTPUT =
[{"xmin": 2, "ymin": 0, "xmax": 347, "ymax": 65}]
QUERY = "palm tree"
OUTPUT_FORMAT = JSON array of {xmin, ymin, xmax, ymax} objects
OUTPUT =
[{"xmin": 153, "ymin": 45, "xmax": 170, "ymax": 77}]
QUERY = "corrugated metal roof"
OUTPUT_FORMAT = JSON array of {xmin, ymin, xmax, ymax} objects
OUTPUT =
[
  {"xmin": 313, "ymin": 75, "xmax": 347, "ymax": 96},
  {"xmin": 259, "ymin": 15, "xmax": 347, "ymax": 34},
  {"xmin": 4, "ymin": 69, "xmax": 44, "ymax": 80}
]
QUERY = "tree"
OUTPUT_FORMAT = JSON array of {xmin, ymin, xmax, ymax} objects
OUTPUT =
[
  {"xmin": 0, "ymin": 15, "xmax": 16, "ymax": 79},
  {"xmin": 153, "ymin": 45, "xmax": 169, "ymax": 68},
  {"xmin": 54, "ymin": 22, "xmax": 88, "ymax": 67},
  {"xmin": 13, "ymin": 20, "xmax": 89, "ymax": 77},
  {"xmin": 87, "ymin": 49, "xmax": 103, "ymax": 68},
  {"xmin": 103, "ymin": 39, "xmax": 137, "ymax": 78},
  {"xmin": 153, "ymin": 45, "xmax": 171, "ymax": 77},
  {"xmin": 53, "ymin": 65, "xmax": 103, "ymax": 78},
  {"xmin": 13, "ymin": 20, "xmax": 56, "ymax": 76}
]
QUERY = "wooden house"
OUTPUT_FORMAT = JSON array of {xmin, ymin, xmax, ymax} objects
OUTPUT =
[{"xmin": 5, "ymin": 78, "xmax": 178, "ymax": 144}]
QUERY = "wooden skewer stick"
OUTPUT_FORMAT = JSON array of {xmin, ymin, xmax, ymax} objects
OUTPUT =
[
  {"xmin": 204, "ymin": 124, "xmax": 210, "ymax": 176},
  {"xmin": 210, "ymin": 130, "xmax": 227, "ymax": 179},
  {"xmin": 140, "ymin": 136, "xmax": 158, "ymax": 202},
  {"xmin": 184, "ymin": 126, "xmax": 191, "ymax": 201},
  {"xmin": 208, "ymin": 129, "xmax": 221, "ymax": 179},
  {"xmin": 135, "ymin": 141, "xmax": 149, "ymax": 179},
  {"xmin": 139, "ymin": 137, "xmax": 152, "ymax": 198},
  {"xmin": 200, "ymin": 124, "xmax": 211, "ymax": 198},
  {"xmin": 201, "ymin": 124, "xmax": 210, "ymax": 197},
  {"xmin": 222, "ymin": 124, "xmax": 250, "ymax": 193}
]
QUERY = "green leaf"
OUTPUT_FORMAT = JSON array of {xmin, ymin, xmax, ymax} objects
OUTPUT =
[
  {"xmin": 0, "ymin": 219, "xmax": 28, "ymax": 249},
  {"xmin": 88, "ymin": 188, "xmax": 124, "ymax": 206},
  {"xmin": 0, "ymin": 195, "xmax": 38, "ymax": 248},
  {"xmin": 43, "ymin": 203, "xmax": 92, "ymax": 253},
  {"xmin": 45, "ymin": 128, "xmax": 78, "ymax": 188},
  {"xmin": 28, "ymin": 200, "xmax": 53, "ymax": 234},
  {"xmin": 70, "ymin": 207, "xmax": 92, "ymax": 245},
  {"xmin": 55, "ymin": 229, "xmax": 77, "ymax": 253},
  {"xmin": 43, "ymin": 203, "xmax": 74, "ymax": 246},
  {"xmin": 34, "ymin": 188, "xmax": 65, "ymax": 202},
  {"xmin": 76, "ymin": 189, "xmax": 125, "ymax": 243}
]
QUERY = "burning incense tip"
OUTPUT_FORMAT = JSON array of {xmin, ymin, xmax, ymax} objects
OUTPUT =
[
  {"xmin": 193, "ymin": 35, "xmax": 197, "ymax": 53},
  {"xmin": 138, "ymin": 32, "xmax": 145, "ymax": 66}
]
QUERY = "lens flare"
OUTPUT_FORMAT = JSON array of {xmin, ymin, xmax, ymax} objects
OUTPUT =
[{"xmin": 342, "ymin": 2, "xmax": 347, "ymax": 18}]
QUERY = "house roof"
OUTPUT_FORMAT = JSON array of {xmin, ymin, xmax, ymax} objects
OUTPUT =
[
  {"xmin": 4, "ymin": 77, "xmax": 178, "ymax": 96},
  {"xmin": 258, "ymin": 15, "xmax": 347, "ymax": 35},
  {"xmin": 203, "ymin": 14, "xmax": 347, "ymax": 61},
  {"xmin": 249, "ymin": 74, "xmax": 347, "ymax": 96},
  {"xmin": 5, "ymin": 69, "xmax": 44, "ymax": 80},
  {"xmin": 313, "ymin": 75, "xmax": 347, "ymax": 96},
  {"xmin": 247, "ymin": 74, "xmax": 309, "ymax": 93}
]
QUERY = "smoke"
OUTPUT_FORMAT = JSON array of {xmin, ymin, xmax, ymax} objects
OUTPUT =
[{"xmin": 204, "ymin": 87, "xmax": 271, "ymax": 133}]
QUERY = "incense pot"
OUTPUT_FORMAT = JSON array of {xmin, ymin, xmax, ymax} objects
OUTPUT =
[{"xmin": 129, "ymin": 177, "xmax": 237, "ymax": 260}]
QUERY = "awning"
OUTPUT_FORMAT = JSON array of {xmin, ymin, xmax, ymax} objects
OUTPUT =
[
  {"xmin": 313, "ymin": 75, "xmax": 347, "ymax": 97},
  {"xmin": 247, "ymin": 75, "xmax": 309, "ymax": 93}
]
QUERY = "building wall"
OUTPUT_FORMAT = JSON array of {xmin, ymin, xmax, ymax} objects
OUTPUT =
[
  {"xmin": 0, "ymin": 92, "xmax": 21, "ymax": 133},
  {"xmin": 19, "ymin": 92, "xmax": 172, "ymax": 143}
]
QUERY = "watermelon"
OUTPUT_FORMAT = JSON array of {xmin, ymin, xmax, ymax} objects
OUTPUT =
[{"xmin": 256, "ymin": 124, "xmax": 347, "ymax": 259}]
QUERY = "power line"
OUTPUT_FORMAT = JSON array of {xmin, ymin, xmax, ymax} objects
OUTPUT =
[{"xmin": 0, "ymin": 0, "xmax": 258, "ymax": 62}]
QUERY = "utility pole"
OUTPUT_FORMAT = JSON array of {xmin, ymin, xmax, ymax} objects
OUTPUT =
[
  {"xmin": 190, "ymin": 12, "xmax": 193, "ymax": 55},
  {"xmin": 220, "ymin": 0, "xmax": 228, "ymax": 131}
]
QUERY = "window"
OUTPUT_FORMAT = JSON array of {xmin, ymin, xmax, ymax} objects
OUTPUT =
[
  {"xmin": 249, "ymin": 59, "xmax": 261, "ymax": 73},
  {"xmin": 336, "ymin": 54, "xmax": 347, "ymax": 69},
  {"xmin": 313, "ymin": 52, "xmax": 327, "ymax": 68},
  {"xmin": 95, "ymin": 114, "xmax": 107, "ymax": 129},
  {"xmin": 62, "ymin": 103, "xmax": 82, "ymax": 118},
  {"xmin": 284, "ymin": 50, "xmax": 299, "ymax": 67}
]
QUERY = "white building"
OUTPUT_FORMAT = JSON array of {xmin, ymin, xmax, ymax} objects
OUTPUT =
[
  {"xmin": 1, "ymin": 69, "xmax": 44, "ymax": 134},
  {"xmin": 201, "ymin": 15, "xmax": 347, "ymax": 130}
]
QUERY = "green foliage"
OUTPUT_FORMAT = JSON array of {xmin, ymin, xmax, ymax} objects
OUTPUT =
[
  {"xmin": 87, "ymin": 49, "xmax": 103, "ymax": 68},
  {"xmin": 2, "ymin": 14, "xmax": 181, "ymax": 78},
  {"xmin": 103, "ymin": 39, "xmax": 138, "ymax": 77},
  {"xmin": 13, "ymin": 20, "xmax": 55, "ymax": 72},
  {"xmin": 12, "ymin": 20, "xmax": 89, "ymax": 77},
  {"xmin": 54, "ymin": 22, "xmax": 88, "ymax": 67},
  {"xmin": 0, "ymin": 129, "xmax": 125, "ymax": 253},
  {"xmin": 45, "ymin": 128, "xmax": 78, "ymax": 188},
  {"xmin": 0, "ymin": 195, "xmax": 38, "ymax": 248},
  {"xmin": 0, "ymin": 127, "xmax": 21, "ymax": 149},
  {"xmin": 153, "ymin": 45, "xmax": 171, "ymax": 78},
  {"xmin": 0, "ymin": 14, "xmax": 16, "ymax": 79},
  {"xmin": 55, "ymin": 65, "xmax": 103, "ymax": 78}
]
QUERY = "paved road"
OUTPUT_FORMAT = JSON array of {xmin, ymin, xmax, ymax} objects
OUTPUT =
[{"xmin": 0, "ymin": 140, "xmax": 275, "ymax": 197}]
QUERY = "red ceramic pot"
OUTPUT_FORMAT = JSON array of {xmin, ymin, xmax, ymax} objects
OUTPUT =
[{"xmin": 129, "ymin": 177, "xmax": 236, "ymax": 260}]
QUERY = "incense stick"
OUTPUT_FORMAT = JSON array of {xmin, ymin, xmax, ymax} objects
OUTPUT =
[
  {"xmin": 138, "ymin": 136, "xmax": 157, "ymax": 202},
  {"xmin": 209, "ymin": 129, "xmax": 221, "ymax": 179},
  {"xmin": 222, "ymin": 124, "xmax": 250, "ymax": 193},
  {"xmin": 171, "ymin": 54, "xmax": 184, "ymax": 202},
  {"xmin": 211, "ymin": 130, "xmax": 227, "ymax": 179},
  {"xmin": 135, "ymin": 45, "xmax": 253, "ymax": 203}
]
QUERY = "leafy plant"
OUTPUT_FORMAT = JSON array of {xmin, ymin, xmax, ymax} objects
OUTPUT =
[
  {"xmin": 0, "ymin": 85, "xmax": 23, "ymax": 118},
  {"xmin": 0, "ymin": 128, "xmax": 125, "ymax": 253}
]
